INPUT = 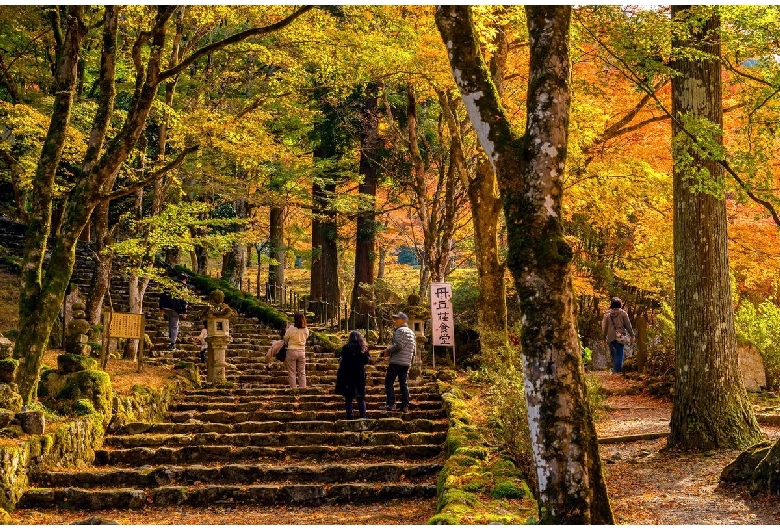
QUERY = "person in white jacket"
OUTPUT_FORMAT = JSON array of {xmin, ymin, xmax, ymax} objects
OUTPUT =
[{"xmin": 284, "ymin": 313, "xmax": 310, "ymax": 388}]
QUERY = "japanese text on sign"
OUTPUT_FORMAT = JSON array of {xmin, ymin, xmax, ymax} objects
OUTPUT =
[
  {"xmin": 430, "ymin": 282, "xmax": 454, "ymax": 347},
  {"xmin": 103, "ymin": 312, "xmax": 144, "ymax": 339}
]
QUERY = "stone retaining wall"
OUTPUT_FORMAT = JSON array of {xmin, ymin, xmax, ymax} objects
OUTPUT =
[{"xmin": 0, "ymin": 376, "xmax": 190, "ymax": 512}]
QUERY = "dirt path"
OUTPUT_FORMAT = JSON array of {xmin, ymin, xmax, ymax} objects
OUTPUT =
[
  {"xmin": 596, "ymin": 372, "xmax": 780, "ymax": 524},
  {"xmin": 12, "ymin": 499, "xmax": 435, "ymax": 525}
]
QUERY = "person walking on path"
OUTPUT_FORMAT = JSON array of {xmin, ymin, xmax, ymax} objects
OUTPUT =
[
  {"xmin": 602, "ymin": 297, "xmax": 635, "ymax": 374},
  {"xmin": 382, "ymin": 312, "xmax": 416, "ymax": 413},
  {"xmin": 336, "ymin": 331, "xmax": 371, "ymax": 420},
  {"xmin": 284, "ymin": 312, "xmax": 310, "ymax": 389},
  {"xmin": 159, "ymin": 273, "xmax": 188, "ymax": 350},
  {"xmin": 194, "ymin": 320, "xmax": 208, "ymax": 363}
]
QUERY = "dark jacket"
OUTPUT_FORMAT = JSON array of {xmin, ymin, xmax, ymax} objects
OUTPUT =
[
  {"xmin": 160, "ymin": 290, "xmax": 187, "ymax": 315},
  {"xmin": 386, "ymin": 324, "xmax": 416, "ymax": 367},
  {"xmin": 335, "ymin": 343, "xmax": 370, "ymax": 398}
]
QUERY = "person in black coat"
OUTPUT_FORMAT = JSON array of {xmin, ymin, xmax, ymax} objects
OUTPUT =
[
  {"xmin": 159, "ymin": 273, "xmax": 188, "ymax": 350},
  {"xmin": 335, "ymin": 331, "xmax": 370, "ymax": 420}
]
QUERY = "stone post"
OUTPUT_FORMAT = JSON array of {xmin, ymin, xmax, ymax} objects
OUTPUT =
[
  {"xmin": 205, "ymin": 289, "xmax": 236, "ymax": 385},
  {"xmin": 206, "ymin": 333, "xmax": 229, "ymax": 384}
]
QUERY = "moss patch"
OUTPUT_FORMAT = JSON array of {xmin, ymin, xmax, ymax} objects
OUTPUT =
[
  {"xmin": 431, "ymin": 376, "xmax": 538, "ymax": 525},
  {"xmin": 56, "ymin": 370, "xmax": 112, "ymax": 425},
  {"xmin": 174, "ymin": 265, "xmax": 287, "ymax": 328}
]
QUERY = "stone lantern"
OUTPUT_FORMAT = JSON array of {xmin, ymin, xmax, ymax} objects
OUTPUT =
[{"xmin": 205, "ymin": 290, "xmax": 237, "ymax": 384}]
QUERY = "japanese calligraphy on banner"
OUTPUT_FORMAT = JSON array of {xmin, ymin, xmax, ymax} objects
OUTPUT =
[
  {"xmin": 103, "ymin": 312, "xmax": 144, "ymax": 339},
  {"xmin": 430, "ymin": 282, "xmax": 454, "ymax": 347}
]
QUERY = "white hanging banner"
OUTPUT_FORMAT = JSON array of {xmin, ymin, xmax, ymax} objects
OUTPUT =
[{"xmin": 430, "ymin": 282, "xmax": 454, "ymax": 347}]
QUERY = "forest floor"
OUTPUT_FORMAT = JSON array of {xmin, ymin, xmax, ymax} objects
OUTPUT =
[
  {"xmin": 596, "ymin": 372, "xmax": 780, "ymax": 524},
  {"xmin": 12, "ymin": 500, "xmax": 435, "ymax": 525}
]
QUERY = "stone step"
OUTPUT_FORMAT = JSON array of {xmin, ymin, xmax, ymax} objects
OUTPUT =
[
  {"xmin": 168, "ymin": 400, "xmax": 444, "ymax": 413},
  {"xmin": 168, "ymin": 409, "xmax": 446, "ymax": 423},
  {"xmin": 34, "ymin": 462, "xmax": 443, "ymax": 489},
  {"xmin": 95, "ymin": 444, "xmax": 443, "ymax": 466},
  {"xmin": 19, "ymin": 483, "xmax": 437, "ymax": 510},
  {"xmin": 180, "ymin": 384, "xmax": 440, "ymax": 397},
  {"xmin": 177, "ymin": 393, "xmax": 443, "ymax": 404},
  {"xmin": 104, "ymin": 430, "xmax": 446, "ymax": 448},
  {"xmin": 114, "ymin": 418, "xmax": 447, "ymax": 436}
]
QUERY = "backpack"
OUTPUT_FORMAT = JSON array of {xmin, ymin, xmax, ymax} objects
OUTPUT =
[{"xmin": 609, "ymin": 312, "xmax": 631, "ymax": 345}]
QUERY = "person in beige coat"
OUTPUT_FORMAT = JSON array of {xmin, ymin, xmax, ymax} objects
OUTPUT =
[{"xmin": 284, "ymin": 312, "xmax": 310, "ymax": 388}]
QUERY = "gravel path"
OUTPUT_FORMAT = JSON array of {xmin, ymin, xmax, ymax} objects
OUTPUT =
[{"xmin": 596, "ymin": 372, "xmax": 780, "ymax": 524}]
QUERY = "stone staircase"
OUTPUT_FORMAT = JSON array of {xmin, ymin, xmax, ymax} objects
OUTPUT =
[
  {"xmin": 1, "ymin": 218, "xmax": 448, "ymax": 512},
  {"xmin": 20, "ymin": 349, "xmax": 446, "ymax": 510}
]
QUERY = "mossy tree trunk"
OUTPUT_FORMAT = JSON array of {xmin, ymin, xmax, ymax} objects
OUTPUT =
[
  {"xmin": 13, "ymin": 6, "xmax": 312, "ymax": 402},
  {"xmin": 439, "ymin": 88, "xmax": 507, "ymax": 342},
  {"xmin": 437, "ymin": 6, "xmax": 614, "ymax": 523},
  {"xmin": 668, "ymin": 5, "xmax": 763, "ymax": 450},
  {"xmin": 86, "ymin": 200, "xmax": 113, "ymax": 325},
  {"xmin": 351, "ymin": 84, "xmax": 380, "ymax": 329},
  {"xmin": 268, "ymin": 205, "xmax": 286, "ymax": 298}
]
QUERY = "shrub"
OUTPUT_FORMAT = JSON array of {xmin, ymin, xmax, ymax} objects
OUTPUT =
[{"xmin": 646, "ymin": 302, "xmax": 676, "ymax": 377}]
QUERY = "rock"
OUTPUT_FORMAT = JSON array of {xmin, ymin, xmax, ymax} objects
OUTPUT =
[
  {"xmin": 18, "ymin": 410, "xmax": 45, "ymax": 435},
  {"xmin": 721, "ymin": 440, "xmax": 774, "ymax": 484},
  {"xmin": 0, "ymin": 384, "xmax": 22, "ymax": 413},
  {"xmin": 57, "ymin": 354, "xmax": 98, "ymax": 374},
  {"xmin": 751, "ymin": 439, "xmax": 780, "ymax": 495},
  {"xmin": 0, "ymin": 337, "xmax": 13, "ymax": 360},
  {"xmin": 0, "ymin": 507, "xmax": 12, "ymax": 524},
  {"xmin": 0, "ymin": 359, "xmax": 17, "ymax": 383},
  {"xmin": 436, "ymin": 369, "xmax": 457, "ymax": 382},
  {"xmin": 70, "ymin": 516, "xmax": 119, "ymax": 525},
  {"xmin": 0, "ymin": 408, "xmax": 15, "ymax": 428},
  {"xmin": 56, "ymin": 370, "xmax": 113, "ymax": 423},
  {"xmin": 738, "ymin": 345, "xmax": 767, "ymax": 392}
]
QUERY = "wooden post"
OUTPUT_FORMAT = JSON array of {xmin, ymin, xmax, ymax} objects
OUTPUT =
[
  {"xmin": 636, "ymin": 314, "xmax": 648, "ymax": 373},
  {"xmin": 137, "ymin": 314, "xmax": 146, "ymax": 373}
]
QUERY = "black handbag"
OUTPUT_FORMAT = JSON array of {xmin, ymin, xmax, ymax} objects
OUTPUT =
[{"xmin": 276, "ymin": 342, "xmax": 288, "ymax": 362}]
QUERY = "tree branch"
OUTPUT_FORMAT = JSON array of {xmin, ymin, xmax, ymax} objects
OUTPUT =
[
  {"xmin": 99, "ymin": 145, "xmax": 199, "ymax": 203},
  {"xmin": 157, "ymin": 6, "xmax": 314, "ymax": 84}
]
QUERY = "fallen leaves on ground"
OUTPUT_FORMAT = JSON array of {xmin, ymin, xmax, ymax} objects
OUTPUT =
[
  {"xmin": 596, "ymin": 371, "xmax": 780, "ymax": 524},
  {"xmin": 11, "ymin": 500, "xmax": 436, "ymax": 525}
]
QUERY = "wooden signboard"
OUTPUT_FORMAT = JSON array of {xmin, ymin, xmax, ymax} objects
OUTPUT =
[{"xmin": 103, "ymin": 312, "xmax": 146, "ymax": 372}]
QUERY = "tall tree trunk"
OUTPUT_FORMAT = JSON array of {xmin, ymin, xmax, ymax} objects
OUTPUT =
[
  {"xmin": 268, "ymin": 206, "xmax": 286, "ymax": 300},
  {"xmin": 470, "ymin": 160, "xmax": 507, "ymax": 337},
  {"xmin": 13, "ymin": 6, "xmax": 87, "ymax": 403},
  {"xmin": 406, "ymin": 83, "xmax": 436, "ymax": 298},
  {"xmin": 437, "ymin": 5, "xmax": 614, "ymax": 523},
  {"xmin": 377, "ymin": 246, "xmax": 386, "ymax": 279},
  {"xmin": 222, "ymin": 198, "xmax": 249, "ymax": 288},
  {"xmin": 311, "ymin": 103, "xmax": 339, "ymax": 318},
  {"xmin": 86, "ymin": 199, "xmax": 113, "ymax": 325},
  {"xmin": 124, "ymin": 275, "xmax": 150, "ymax": 360},
  {"xmin": 351, "ymin": 84, "xmax": 380, "ymax": 329},
  {"xmin": 668, "ymin": 5, "xmax": 763, "ymax": 450},
  {"xmin": 310, "ymin": 181, "xmax": 324, "ymax": 314}
]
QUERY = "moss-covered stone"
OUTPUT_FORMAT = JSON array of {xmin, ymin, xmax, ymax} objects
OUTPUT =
[
  {"xmin": 751, "ymin": 439, "xmax": 780, "ymax": 495},
  {"xmin": 72, "ymin": 399, "xmax": 96, "ymax": 416},
  {"xmin": 428, "ymin": 512, "xmax": 460, "ymax": 525},
  {"xmin": 454, "ymin": 445, "xmax": 490, "ymax": 461},
  {"xmin": 56, "ymin": 354, "xmax": 97, "ymax": 375},
  {"xmin": 0, "ymin": 506, "xmax": 11, "ymax": 524},
  {"xmin": 721, "ymin": 440, "xmax": 774, "ymax": 484},
  {"xmin": 491, "ymin": 479, "xmax": 532, "ymax": 499},
  {"xmin": 56, "ymin": 370, "xmax": 112, "ymax": 425},
  {"xmin": 0, "ymin": 359, "xmax": 18, "ymax": 384},
  {"xmin": 0, "ymin": 410, "xmax": 13, "ymax": 429},
  {"xmin": 0, "ymin": 385, "xmax": 22, "ymax": 414}
]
